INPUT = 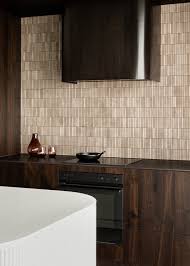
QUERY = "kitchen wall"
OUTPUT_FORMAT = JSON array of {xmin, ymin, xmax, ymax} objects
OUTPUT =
[{"xmin": 21, "ymin": 3, "xmax": 190, "ymax": 159}]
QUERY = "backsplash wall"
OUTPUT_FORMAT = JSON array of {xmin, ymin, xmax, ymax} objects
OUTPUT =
[{"xmin": 21, "ymin": 3, "xmax": 190, "ymax": 159}]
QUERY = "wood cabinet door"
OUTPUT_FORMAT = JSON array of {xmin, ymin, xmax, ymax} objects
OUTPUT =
[
  {"xmin": 97, "ymin": 243, "xmax": 123, "ymax": 266},
  {"xmin": 0, "ymin": 162, "xmax": 58, "ymax": 189},
  {"xmin": 0, "ymin": 10, "xmax": 8, "ymax": 156},
  {"xmin": 175, "ymin": 171, "xmax": 190, "ymax": 266},
  {"xmin": 0, "ymin": 11, "xmax": 21, "ymax": 156},
  {"xmin": 124, "ymin": 169, "xmax": 175, "ymax": 266},
  {"xmin": 24, "ymin": 164, "xmax": 58, "ymax": 189},
  {"xmin": 0, "ymin": 162, "xmax": 25, "ymax": 187}
]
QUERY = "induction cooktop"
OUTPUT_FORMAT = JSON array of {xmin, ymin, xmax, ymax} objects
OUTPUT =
[
  {"xmin": 0, "ymin": 154, "xmax": 142, "ymax": 167},
  {"xmin": 64, "ymin": 157, "xmax": 142, "ymax": 167}
]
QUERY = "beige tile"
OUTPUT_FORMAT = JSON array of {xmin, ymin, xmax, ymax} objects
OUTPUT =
[{"xmin": 21, "ymin": 5, "xmax": 190, "ymax": 159}]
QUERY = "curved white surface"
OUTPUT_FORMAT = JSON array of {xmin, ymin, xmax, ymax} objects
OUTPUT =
[{"xmin": 0, "ymin": 186, "xmax": 96, "ymax": 266}]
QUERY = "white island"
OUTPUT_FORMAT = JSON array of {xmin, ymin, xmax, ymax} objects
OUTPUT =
[{"xmin": 0, "ymin": 186, "xmax": 96, "ymax": 266}]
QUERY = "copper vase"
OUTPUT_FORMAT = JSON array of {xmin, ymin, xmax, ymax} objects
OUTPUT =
[{"xmin": 27, "ymin": 133, "xmax": 42, "ymax": 157}]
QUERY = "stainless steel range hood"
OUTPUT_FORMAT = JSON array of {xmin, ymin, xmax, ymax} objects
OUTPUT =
[
  {"xmin": 136, "ymin": 0, "xmax": 150, "ymax": 79},
  {"xmin": 62, "ymin": 1, "xmax": 160, "ymax": 82}
]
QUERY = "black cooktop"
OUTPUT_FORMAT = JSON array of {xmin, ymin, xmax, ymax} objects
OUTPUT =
[
  {"xmin": 64, "ymin": 157, "xmax": 141, "ymax": 167},
  {"xmin": 0, "ymin": 154, "xmax": 75, "ymax": 164},
  {"xmin": 2, "ymin": 154, "xmax": 190, "ymax": 171},
  {"xmin": 0, "ymin": 154, "xmax": 142, "ymax": 167}
]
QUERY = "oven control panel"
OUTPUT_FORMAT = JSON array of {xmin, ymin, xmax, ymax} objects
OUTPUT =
[{"xmin": 59, "ymin": 171, "xmax": 123, "ymax": 187}]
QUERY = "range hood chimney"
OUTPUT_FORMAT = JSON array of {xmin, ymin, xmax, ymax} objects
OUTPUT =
[{"xmin": 62, "ymin": 1, "xmax": 160, "ymax": 82}]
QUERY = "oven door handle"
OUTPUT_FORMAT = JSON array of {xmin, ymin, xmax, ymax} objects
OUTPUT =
[{"xmin": 59, "ymin": 183, "xmax": 122, "ymax": 190}]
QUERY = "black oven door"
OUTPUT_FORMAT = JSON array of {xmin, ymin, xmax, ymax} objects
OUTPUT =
[{"xmin": 60, "ymin": 184, "xmax": 123, "ymax": 244}]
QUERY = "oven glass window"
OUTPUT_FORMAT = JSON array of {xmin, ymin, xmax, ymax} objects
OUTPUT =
[{"xmin": 61, "ymin": 185, "xmax": 123, "ymax": 244}]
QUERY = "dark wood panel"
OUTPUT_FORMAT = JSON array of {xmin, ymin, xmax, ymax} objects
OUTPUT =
[
  {"xmin": 97, "ymin": 243, "xmax": 123, "ymax": 266},
  {"xmin": 125, "ymin": 226, "xmax": 174, "ymax": 266},
  {"xmin": 175, "ymin": 236, "xmax": 190, "ymax": 266},
  {"xmin": 7, "ymin": 14, "xmax": 21, "ymax": 155},
  {"xmin": 0, "ymin": 162, "xmax": 58, "ymax": 189},
  {"xmin": 126, "ymin": 169, "xmax": 174, "ymax": 226},
  {"xmin": 0, "ymin": 9, "xmax": 21, "ymax": 156},
  {"xmin": 124, "ymin": 169, "xmax": 175, "ymax": 266},
  {"xmin": 24, "ymin": 163, "xmax": 58, "ymax": 189},
  {"xmin": 0, "ymin": 9, "xmax": 8, "ymax": 156},
  {"xmin": 0, "ymin": 162, "xmax": 25, "ymax": 187},
  {"xmin": 175, "ymin": 171, "xmax": 190, "ymax": 236},
  {"xmin": 3, "ymin": 158, "xmax": 190, "ymax": 266},
  {"xmin": 175, "ymin": 171, "xmax": 190, "ymax": 266},
  {"xmin": 58, "ymin": 163, "xmax": 125, "ymax": 177},
  {"xmin": 63, "ymin": 1, "xmax": 152, "ymax": 82}
]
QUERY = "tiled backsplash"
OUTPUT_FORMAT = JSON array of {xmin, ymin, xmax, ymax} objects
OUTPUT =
[{"xmin": 21, "ymin": 3, "xmax": 190, "ymax": 159}]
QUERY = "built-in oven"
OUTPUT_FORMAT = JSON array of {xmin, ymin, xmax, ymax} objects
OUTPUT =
[{"xmin": 59, "ymin": 171, "xmax": 123, "ymax": 244}]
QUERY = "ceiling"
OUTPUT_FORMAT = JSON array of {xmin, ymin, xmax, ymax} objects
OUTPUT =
[
  {"xmin": 3, "ymin": 0, "xmax": 161, "ymax": 17},
  {"xmin": 3, "ymin": 0, "xmax": 66, "ymax": 16}
]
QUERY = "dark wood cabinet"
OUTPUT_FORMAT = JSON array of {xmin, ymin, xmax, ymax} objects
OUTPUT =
[
  {"xmin": 2, "ymin": 157, "xmax": 190, "ymax": 266},
  {"xmin": 0, "ymin": 163, "xmax": 25, "ymax": 187},
  {"xmin": 124, "ymin": 168, "xmax": 190, "ymax": 266},
  {"xmin": 24, "ymin": 163, "xmax": 58, "ymax": 189},
  {"xmin": 0, "ymin": 10, "xmax": 8, "ymax": 156},
  {"xmin": 0, "ymin": 8, "xmax": 21, "ymax": 156},
  {"xmin": 124, "ymin": 169, "xmax": 175, "ymax": 266},
  {"xmin": 97, "ymin": 243, "xmax": 124, "ymax": 266},
  {"xmin": 0, "ymin": 162, "xmax": 57, "ymax": 189},
  {"xmin": 174, "ymin": 171, "xmax": 190, "ymax": 266},
  {"xmin": 6, "ymin": 14, "xmax": 21, "ymax": 155}
]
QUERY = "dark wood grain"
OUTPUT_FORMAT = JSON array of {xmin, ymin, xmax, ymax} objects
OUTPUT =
[
  {"xmin": 0, "ymin": 9, "xmax": 21, "ymax": 156},
  {"xmin": 0, "ymin": 161, "xmax": 58, "ymax": 189},
  {"xmin": 24, "ymin": 163, "xmax": 58, "ymax": 189},
  {"xmin": 0, "ymin": 155, "xmax": 125, "ymax": 266},
  {"xmin": 2, "ymin": 156, "xmax": 190, "ymax": 266},
  {"xmin": 0, "ymin": 9, "xmax": 8, "ymax": 156},
  {"xmin": 0, "ymin": 162, "xmax": 25, "ymax": 187},
  {"xmin": 124, "ymin": 169, "xmax": 175, "ymax": 266},
  {"xmin": 97, "ymin": 243, "xmax": 123, "ymax": 266},
  {"xmin": 174, "ymin": 171, "xmax": 190, "ymax": 266},
  {"xmin": 62, "ymin": 1, "xmax": 152, "ymax": 82},
  {"xmin": 7, "ymin": 13, "xmax": 21, "ymax": 155}
]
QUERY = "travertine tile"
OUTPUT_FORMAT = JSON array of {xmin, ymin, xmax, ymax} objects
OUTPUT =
[{"xmin": 21, "ymin": 5, "xmax": 190, "ymax": 159}]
